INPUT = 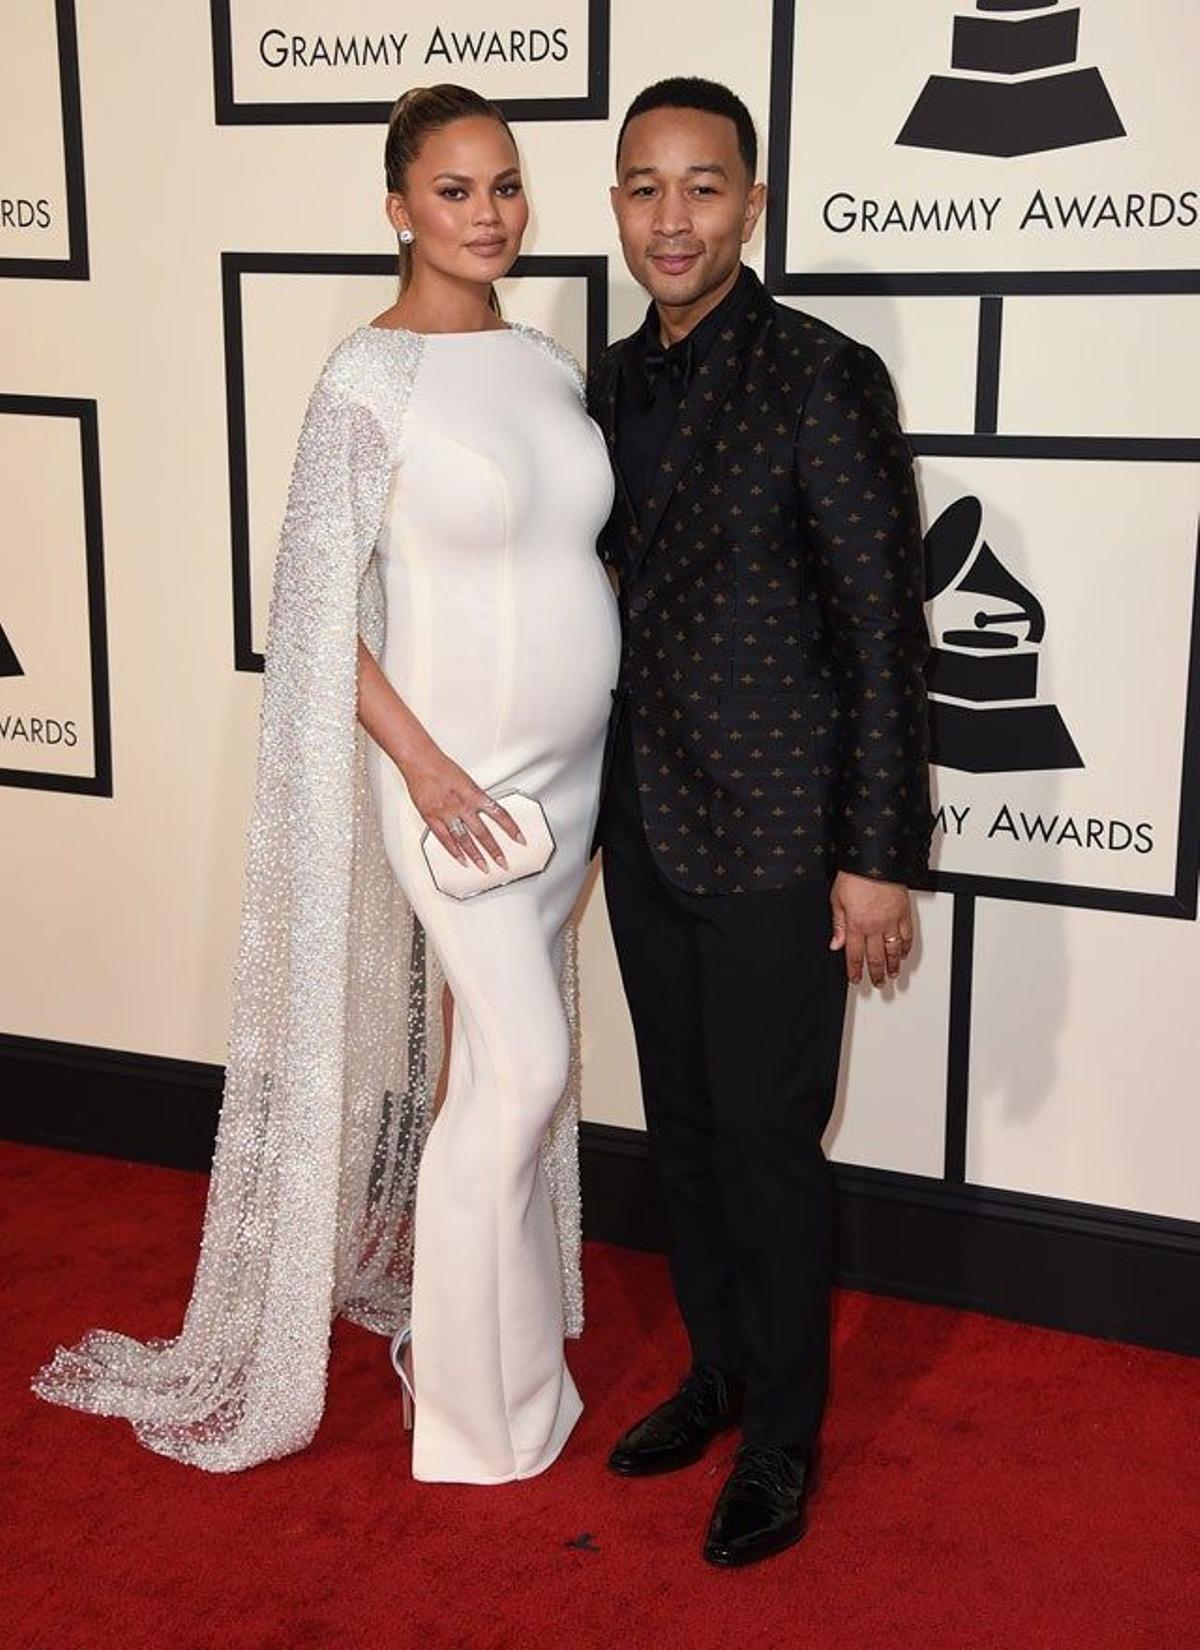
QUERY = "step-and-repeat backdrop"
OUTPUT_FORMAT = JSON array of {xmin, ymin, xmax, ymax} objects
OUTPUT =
[{"xmin": 2, "ymin": 0, "xmax": 1197, "ymax": 1225}]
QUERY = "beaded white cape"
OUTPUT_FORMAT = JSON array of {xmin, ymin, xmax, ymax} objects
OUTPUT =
[{"xmin": 31, "ymin": 325, "xmax": 586, "ymax": 1471}]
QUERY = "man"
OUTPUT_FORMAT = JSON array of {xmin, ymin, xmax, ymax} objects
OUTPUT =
[{"xmin": 591, "ymin": 78, "xmax": 932, "ymax": 1568}]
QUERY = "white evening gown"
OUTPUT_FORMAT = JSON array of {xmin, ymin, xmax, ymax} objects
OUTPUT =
[
  {"xmin": 363, "ymin": 325, "xmax": 619, "ymax": 1482},
  {"xmin": 30, "ymin": 321, "xmax": 609, "ymax": 1475}
]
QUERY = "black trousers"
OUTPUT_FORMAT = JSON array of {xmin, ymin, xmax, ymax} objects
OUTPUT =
[{"xmin": 599, "ymin": 710, "xmax": 847, "ymax": 1450}]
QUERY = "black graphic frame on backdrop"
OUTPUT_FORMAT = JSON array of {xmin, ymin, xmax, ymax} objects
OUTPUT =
[
  {"xmin": 910, "ymin": 434, "xmax": 1200, "ymax": 921},
  {"xmin": 0, "ymin": 0, "xmax": 88, "ymax": 281},
  {"xmin": 221, "ymin": 249, "xmax": 609, "ymax": 672},
  {"xmin": 210, "ymin": 0, "xmax": 611, "ymax": 125},
  {"xmin": 0, "ymin": 395, "xmax": 111, "ymax": 795},
  {"xmin": 766, "ymin": 0, "xmax": 1200, "ymax": 297}
]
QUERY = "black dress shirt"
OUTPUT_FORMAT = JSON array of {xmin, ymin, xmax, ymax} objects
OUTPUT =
[{"xmin": 615, "ymin": 266, "xmax": 753, "ymax": 519}]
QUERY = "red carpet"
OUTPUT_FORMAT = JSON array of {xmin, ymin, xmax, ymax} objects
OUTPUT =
[{"xmin": 3, "ymin": 1140, "xmax": 1198, "ymax": 1650}]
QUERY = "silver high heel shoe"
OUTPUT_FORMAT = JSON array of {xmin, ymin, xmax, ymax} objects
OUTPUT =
[{"xmin": 389, "ymin": 1325, "xmax": 415, "ymax": 1431}]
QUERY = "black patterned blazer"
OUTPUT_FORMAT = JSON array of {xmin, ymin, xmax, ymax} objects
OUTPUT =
[{"xmin": 590, "ymin": 267, "xmax": 932, "ymax": 896}]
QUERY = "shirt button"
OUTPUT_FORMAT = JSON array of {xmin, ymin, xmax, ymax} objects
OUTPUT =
[{"xmin": 629, "ymin": 593, "xmax": 649, "ymax": 615}]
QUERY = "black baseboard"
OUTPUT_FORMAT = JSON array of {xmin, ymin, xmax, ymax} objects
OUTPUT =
[
  {"xmin": 0, "ymin": 1036, "xmax": 224, "ymax": 1171},
  {"xmin": 3, "ymin": 1035, "xmax": 1198, "ymax": 1357},
  {"xmin": 582, "ymin": 1123, "xmax": 1200, "ymax": 1357}
]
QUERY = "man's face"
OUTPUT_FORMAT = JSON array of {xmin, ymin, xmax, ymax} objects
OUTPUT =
[{"xmin": 611, "ymin": 106, "xmax": 764, "ymax": 312}]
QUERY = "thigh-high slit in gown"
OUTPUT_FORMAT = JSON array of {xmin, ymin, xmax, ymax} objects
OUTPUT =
[{"xmin": 364, "ymin": 325, "xmax": 619, "ymax": 1483}]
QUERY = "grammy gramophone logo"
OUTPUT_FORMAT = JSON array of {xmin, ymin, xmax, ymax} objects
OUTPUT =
[
  {"xmin": 0, "ymin": 619, "xmax": 23, "ymax": 678},
  {"xmin": 924, "ymin": 496, "xmax": 1082, "ymax": 774},
  {"xmin": 898, "ymin": 0, "xmax": 1125, "ymax": 158}
]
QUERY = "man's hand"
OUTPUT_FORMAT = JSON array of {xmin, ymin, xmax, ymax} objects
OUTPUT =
[{"xmin": 829, "ymin": 871, "xmax": 914, "ymax": 987}]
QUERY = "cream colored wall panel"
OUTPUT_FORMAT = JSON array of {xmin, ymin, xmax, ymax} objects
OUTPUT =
[
  {"xmin": 825, "ymin": 891, "xmax": 952, "ymax": 1178},
  {"xmin": 0, "ymin": 2, "xmax": 263, "ymax": 1060},
  {"xmin": 0, "ymin": 413, "xmax": 95, "ymax": 780},
  {"xmin": 779, "ymin": 295, "xmax": 979, "ymax": 433},
  {"xmin": 578, "ymin": 871, "xmax": 643, "ymax": 1130},
  {"xmin": 0, "ymin": 0, "xmax": 72, "ymax": 265},
  {"xmin": 222, "ymin": 0, "xmax": 593, "ymax": 107},
  {"xmin": 1000, "ymin": 296, "xmax": 1200, "ymax": 439},
  {"xmin": 918, "ymin": 453, "xmax": 1198, "ymax": 907},
  {"xmin": 779, "ymin": 0, "xmax": 1196, "ymax": 282},
  {"xmin": 968, "ymin": 899, "xmax": 1200, "ymax": 1221},
  {"xmin": 497, "ymin": 270, "xmax": 589, "ymax": 358}
]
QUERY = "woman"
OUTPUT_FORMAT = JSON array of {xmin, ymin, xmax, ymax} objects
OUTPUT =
[{"xmin": 33, "ymin": 85, "xmax": 619, "ymax": 1484}]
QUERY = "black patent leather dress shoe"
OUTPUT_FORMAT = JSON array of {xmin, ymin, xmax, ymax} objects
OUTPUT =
[
  {"xmin": 703, "ymin": 1443, "xmax": 813, "ymax": 1567},
  {"xmin": 607, "ymin": 1365, "xmax": 741, "ymax": 1477}
]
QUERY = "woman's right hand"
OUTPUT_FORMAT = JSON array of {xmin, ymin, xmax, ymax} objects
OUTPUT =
[{"xmin": 400, "ymin": 747, "xmax": 525, "ymax": 870}]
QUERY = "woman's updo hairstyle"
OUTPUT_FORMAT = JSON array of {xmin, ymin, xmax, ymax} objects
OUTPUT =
[{"xmin": 384, "ymin": 83, "xmax": 518, "ymax": 303}]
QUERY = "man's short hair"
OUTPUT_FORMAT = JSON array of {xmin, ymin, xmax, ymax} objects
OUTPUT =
[{"xmin": 616, "ymin": 77, "xmax": 759, "ymax": 180}]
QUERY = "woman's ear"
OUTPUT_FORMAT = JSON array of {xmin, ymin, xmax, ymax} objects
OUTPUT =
[{"xmin": 385, "ymin": 192, "xmax": 411, "ymax": 239}]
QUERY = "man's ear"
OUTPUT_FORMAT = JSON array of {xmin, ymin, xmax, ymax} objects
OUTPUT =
[
  {"xmin": 609, "ymin": 183, "xmax": 620, "ymax": 220},
  {"xmin": 742, "ymin": 181, "xmax": 767, "ymax": 244}
]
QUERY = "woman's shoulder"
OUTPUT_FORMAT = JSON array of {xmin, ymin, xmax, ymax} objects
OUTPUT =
[
  {"xmin": 508, "ymin": 323, "xmax": 585, "ymax": 400},
  {"xmin": 316, "ymin": 324, "xmax": 424, "ymax": 396},
  {"xmin": 308, "ymin": 325, "xmax": 427, "ymax": 439}
]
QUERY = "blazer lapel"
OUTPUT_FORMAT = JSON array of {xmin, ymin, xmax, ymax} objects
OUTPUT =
[{"xmin": 627, "ymin": 273, "xmax": 763, "ymax": 582}]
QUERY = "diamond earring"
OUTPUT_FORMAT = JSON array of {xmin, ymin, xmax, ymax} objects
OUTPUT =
[{"xmin": 399, "ymin": 228, "xmax": 415, "ymax": 245}]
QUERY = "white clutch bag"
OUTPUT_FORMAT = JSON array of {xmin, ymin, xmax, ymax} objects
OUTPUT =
[{"xmin": 420, "ymin": 791, "xmax": 557, "ymax": 900}]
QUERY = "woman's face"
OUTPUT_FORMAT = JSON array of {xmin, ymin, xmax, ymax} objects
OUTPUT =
[{"xmin": 388, "ymin": 115, "xmax": 528, "ymax": 287}]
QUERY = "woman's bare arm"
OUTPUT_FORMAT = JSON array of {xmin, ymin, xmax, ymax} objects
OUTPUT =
[{"xmin": 356, "ymin": 636, "xmax": 440, "ymax": 781}]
